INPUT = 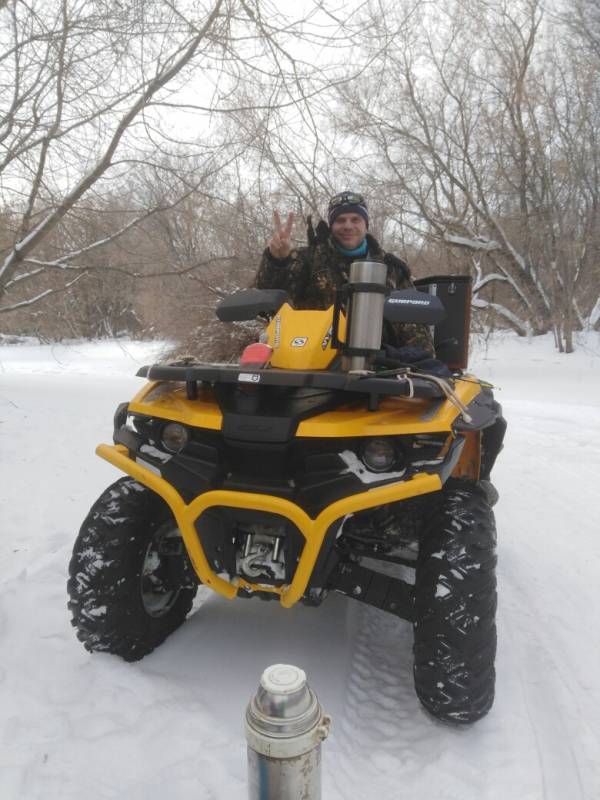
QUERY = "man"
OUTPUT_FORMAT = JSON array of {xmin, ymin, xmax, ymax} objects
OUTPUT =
[
  {"xmin": 254, "ymin": 191, "xmax": 434, "ymax": 353},
  {"xmin": 253, "ymin": 193, "xmax": 503, "ymax": 504}
]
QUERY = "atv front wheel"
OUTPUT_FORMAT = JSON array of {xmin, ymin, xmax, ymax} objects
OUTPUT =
[
  {"xmin": 68, "ymin": 477, "xmax": 198, "ymax": 661},
  {"xmin": 413, "ymin": 481, "xmax": 497, "ymax": 723}
]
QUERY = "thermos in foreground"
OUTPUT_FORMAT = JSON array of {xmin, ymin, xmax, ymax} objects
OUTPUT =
[{"xmin": 245, "ymin": 664, "xmax": 331, "ymax": 800}]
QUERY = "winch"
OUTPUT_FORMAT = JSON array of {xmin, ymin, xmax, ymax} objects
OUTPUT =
[{"xmin": 236, "ymin": 529, "xmax": 286, "ymax": 582}]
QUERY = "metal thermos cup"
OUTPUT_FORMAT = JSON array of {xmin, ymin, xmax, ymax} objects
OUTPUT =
[
  {"xmin": 344, "ymin": 260, "xmax": 388, "ymax": 372},
  {"xmin": 245, "ymin": 664, "xmax": 331, "ymax": 800}
]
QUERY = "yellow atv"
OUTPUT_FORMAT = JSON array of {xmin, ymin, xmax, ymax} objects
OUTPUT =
[{"xmin": 68, "ymin": 262, "xmax": 505, "ymax": 724}]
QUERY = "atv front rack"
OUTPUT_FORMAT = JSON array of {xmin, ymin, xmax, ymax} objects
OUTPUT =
[
  {"xmin": 96, "ymin": 443, "xmax": 442, "ymax": 608},
  {"xmin": 137, "ymin": 363, "xmax": 445, "ymax": 404}
]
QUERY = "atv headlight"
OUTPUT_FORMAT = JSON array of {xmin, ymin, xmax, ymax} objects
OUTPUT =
[
  {"xmin": 161, "ymin": 422, "xmax": 190, "ymax": 453},
  {"xmin": 360, "ymin": 438, "xmax": 397, "ymax": 472}
]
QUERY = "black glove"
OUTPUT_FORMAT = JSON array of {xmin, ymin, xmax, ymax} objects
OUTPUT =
[
  {"xmin": 380, "ymin": 344, "xmax": 453, "ymax": 378},
  {"xmin": 307, "ymin": 216, "xmax": 330, "ymax": 246},
  {"xmin": 383, "ymin": 253, "xmax": 411, "ymax": 281}
]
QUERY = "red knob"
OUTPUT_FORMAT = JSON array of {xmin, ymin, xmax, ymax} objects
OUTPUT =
[{"xmin": 240, "ymin": 342, "xmax": 273, "ymax": 367}]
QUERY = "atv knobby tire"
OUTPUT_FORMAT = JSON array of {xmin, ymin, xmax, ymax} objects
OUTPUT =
[
  {"xmin": 413, "ymin": 481, "xmax": 497, "ymax": 723},
  {"xmin": 68, "ymin": 477, "xmax": 198, "ymax": 661}
]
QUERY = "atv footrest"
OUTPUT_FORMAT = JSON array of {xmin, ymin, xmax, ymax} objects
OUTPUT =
[{"xmin": 330, "ymin": 561, "xmax": 415, "ymax": 622}]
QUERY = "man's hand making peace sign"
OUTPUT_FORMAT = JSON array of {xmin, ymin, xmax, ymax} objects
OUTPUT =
[{"xmin": 268, "ymin": 210, "xmax": 295, "ymax": 260}]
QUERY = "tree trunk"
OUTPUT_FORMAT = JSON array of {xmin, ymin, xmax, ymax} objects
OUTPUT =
[
  {"xmin": 553, "ymin": 323, "xmax": 564, "ymax": 352},
  {"xmin": 564, "ymin": 304, "xmax": 574, "ymax": 354}
]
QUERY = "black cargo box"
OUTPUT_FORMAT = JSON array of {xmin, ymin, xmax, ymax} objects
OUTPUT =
[{"xmin": 414, "ymin": 275, "xmax": 472, "ymax": 369}]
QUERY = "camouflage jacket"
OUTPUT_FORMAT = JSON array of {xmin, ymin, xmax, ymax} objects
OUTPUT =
[{"xmin": 253, "ymin": 221, "xmax": 434, "ymax": 353}]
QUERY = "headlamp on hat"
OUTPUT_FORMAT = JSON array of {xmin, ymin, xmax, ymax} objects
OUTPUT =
[{"xmin": 327, "ymin": 191, "xmax": 369, "ymax": 227}]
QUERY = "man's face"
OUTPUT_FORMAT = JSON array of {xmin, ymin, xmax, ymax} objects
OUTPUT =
[{"xmin": 330, "ymin": 213, "xmax": 367, "ymax": 250}]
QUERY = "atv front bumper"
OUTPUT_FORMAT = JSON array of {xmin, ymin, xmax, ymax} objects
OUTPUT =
[{"xmin": 97, "ymin": 444, "xmax": 442, "ymax": 608}]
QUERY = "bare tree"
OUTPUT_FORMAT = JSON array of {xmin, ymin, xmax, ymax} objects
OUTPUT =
[
  {"xmin": 0, "ymin": 0, "xmax": 349, "ymax": 328},
  {"xmin": 332, "ymin": 0, "xmax": 600, "ymax": 350}
]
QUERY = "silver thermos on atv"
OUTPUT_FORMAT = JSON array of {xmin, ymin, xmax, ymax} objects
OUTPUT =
[
  {"xmin": 245, "ymin": 664, "xmax": 331, "ymax": 800},
  {"xmin": 343, "ymin": 260, "xmax": 388, "ymax": 372}
]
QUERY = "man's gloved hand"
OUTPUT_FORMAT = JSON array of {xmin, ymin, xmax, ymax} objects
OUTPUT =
[
  {"xmin": 307, "ymin": 216, "xmax": 330, "ymax": 246},
  {"xmin": 381, "ymin": 344, "xmax": 453, "ymax": 378}
]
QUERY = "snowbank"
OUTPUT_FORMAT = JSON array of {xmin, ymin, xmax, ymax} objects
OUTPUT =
[{"xmin": 0, "ymin": 338, "xmax": 170, "ymax": 377}]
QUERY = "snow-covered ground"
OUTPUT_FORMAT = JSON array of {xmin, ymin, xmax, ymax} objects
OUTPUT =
[{"xmin": 1, "ymin": 333, "xmax": 600, "ymax": 799}]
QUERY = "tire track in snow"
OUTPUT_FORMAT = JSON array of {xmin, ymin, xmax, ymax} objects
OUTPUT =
[
  {"xmin": 493, "ymin": 403, "xmax": 600, "ymax": 798},
  {"xmin": 327, "ymin": 603, "xmax": 492, "ymax": 799},
  {"xmin": 328, "ymin": 603, "xmax": 418, "ymax": 799},
  {"xmin": 499, "ymin": 565, "xmax": 600, "ymax": 799}
]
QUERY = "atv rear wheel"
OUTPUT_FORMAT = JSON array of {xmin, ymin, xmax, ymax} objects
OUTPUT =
[
  {"xmin": 68, "ymin": 477, "xmax": 198, "ymax": 662},
  {"xmin": 413, "ymin": 481, "xmax": 497, "ymax": 723}
]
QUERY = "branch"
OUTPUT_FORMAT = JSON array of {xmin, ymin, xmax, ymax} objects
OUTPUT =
[
  {"xmin": 473, "ymin": 272, "xmax": 510, "ymax": 292},
  {"xmin": 17, "ymin": 199, "xmax": 186, "ymax": 271},
  {"xmin": 0, "ymin": 271, "xmax": 87, "ymax": 313},
  {"xmin": 472, "ymin": 297, "xmax": 532, "ymax": 335},
  {"xmin": 589, "ymin": 296, "xmax": 600, "ymax": 329},
  {"xmin": 15, "ymin": 254, "xmax": 236, "ymax": 281},
  {"xmin": 443, "ymin": 232, "xmax": 502, "ymax": 251},
  {"xmin": 0, "ymin": 0, "xmax": 225, "ymax": 292}
]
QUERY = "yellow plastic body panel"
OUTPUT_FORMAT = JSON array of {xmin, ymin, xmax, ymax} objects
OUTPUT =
[
  {"xmin": 129, "ymin": 382, "xmax": 223, "ymax": 430},
  {"xmin": 127, "ymin": 376, "xmax": 481, "ymax": 439},
  {"xmin": 452, "ymin": 430, "xmax": 482, "ymax": 479},
  {"xmin": 295, "ymin": 377, "xmax": 482, "ymax": 437},
  {"xmin": 267, "ymin": 304, "xmax": 346, "ymax": 370},
  {"xmin": 97, "ymin": 444, "xmax": 442, "ymax": 609}
]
